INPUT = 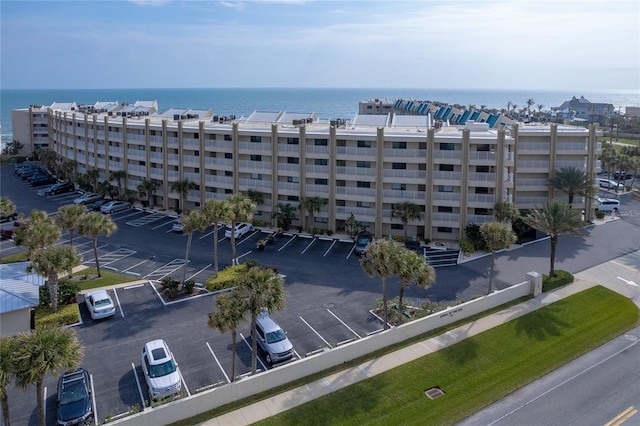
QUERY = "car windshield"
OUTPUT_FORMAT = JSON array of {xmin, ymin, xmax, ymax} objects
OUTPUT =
[
  {"xmin": 266, "ymin": 329, "xmax": 287, "ymax": 344},
  {"xmin": 60, "ymin": 380, "xmax": 88, "ymax": 405},
  {"xmin": 148, "ymin": 359, "xmax": 176, "ymax": 378},
  {"xmin": 357, "ymin": 236, "xmax": 370, "ymax": 244},
  {"xmin": 94, "ymin": 298, "xmax": 111, "ymax": 307}
]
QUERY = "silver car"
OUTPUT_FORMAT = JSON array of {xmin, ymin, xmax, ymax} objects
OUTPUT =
[
  {"xmin": 100, "ymin": 200, "xmax": 132, "ymax": 214},
  {"xmin": 255, "ymin": 312, "xmax": 294, "ymax": 364},
  {"xmin": 73, "ymin": 193, "xmax": 103, "ymax": 205},
  {"xmin": 141, "ymin": 339, "xmax": 182, "ymax": 399}
]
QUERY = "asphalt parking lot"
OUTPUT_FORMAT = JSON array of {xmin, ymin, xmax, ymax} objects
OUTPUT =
[{"xmin": 3, "ymin": 163, "xmax": 640, "ymax": 425}]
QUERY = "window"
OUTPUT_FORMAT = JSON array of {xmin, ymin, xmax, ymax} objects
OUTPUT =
[
  {"xmin": 392, "ymin": 141, "xmax": 407, "ymax": 149},
  {"xmin": 477, "ymin": 166, "xmax": 491, "ymax": 173},
  {"xmin": 392, "ymin": 163, "xmax": 406, "ymax": 170},
  {"xmin": 224, "ymin": 135, "xmax": 232, "ymax": 141},
  {"xmin": 337, "ymin": 160, "xmax": 346, "ymax": 167},
  {"xmin": 475, "ymin": 208, "xmax": 489, "ymax": 215},
  {"xmin": 315, "ymin": 159, "xmax": 328, "ymax": 165},
  {"xmin": 392, "ymin": 183, "xmax": 406, "ymax": 191},
  {"xmin": 287, "ymin": 176, "xmax": 299, "ymax": 183},
  {"xmin": 357, "ymin": 181, "xmax": 371, "ymax": 188},
  {"xmin": 287, "ymin": 137, "xmax": 299, "ymax": 145},
  {"xmin": 439, "ymin": 185, "xmax": 454, "ymax": 192},
  {"xmin": 336, "ymin": 180, "xmax": 346, "ymax": 187},
  {"xmin": 477, "ymin": 144, "xmax": 491, "ymax": 152},
  {"xmin": 315, "ymin": 217, "xmax": 328, "ymax": 223},
  {"xmin": 251, "ymin": 173, "xmax": 262, "ymax": 180},
  {"xmin": 439, "ymin": 164, "xmax": 454, "ymax": 171},
  {"xmin": 224, "ymin": 153, "xmax": 232, "ymax": 159},
  {"xmin": 250, "ymin": 136, "xmax": 262, "ymax": 143},
  {"xmin": 287, "ymin": 157, "xmax": 299, "ymax": 164},
  {"xmin": 357, "ymin": 201, "xmax": 370, "ymax": 208},
  {"xmin": 391, "ymin": 224, "xmax": 404, "ymax": 230},
  {"xmin": 438, "ymin": 206, "xmax": 453, "ymax": 213},
  {"xmin": 440, "ymin": 143, "xmax": 454, "ymax": 151},
  {"xmin": 287, "ymin": 195, "xmax": 299, "ymax": 202},
  {"xmin": 225, "ymin": 171, "xmax": 233, "ymax": 177},
  {"xmin": 250, "ymin": 154, "xmax": 262, "ymax": 161},
  {"xmin": 437, "ymin": 227, "xmax": 453, "ymax": 233},
  {"xmin": 315, "ymin": 139, "xmax": 328, "ymax": 146},
  {"xmin": 357, "ymin": 161, "xmax": 371, "ymax": 168},
  {"xmin": 315, "ymin": 178, "xmax": 328, "ymax": 185},
  {"xmin": 193, "ymin": 133, "xmax": 199, "ymax": 139},
  {"xmin": 357, "ymin": 140, "xmax": 371, "ymax": 148},
  {"xmin": 225, "ymin": 188, "xmax": 233, "ymax": 194},
  {"xmin": 194, "ymin": 150, "xmax": 199, "ymax": 156},
  {"xmin": 194, "ymin": 168, "xmax": 200, "ymax": 173}
]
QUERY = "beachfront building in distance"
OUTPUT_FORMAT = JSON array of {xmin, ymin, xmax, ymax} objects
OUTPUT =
[{"xmin": 11, "ymin": 100, "xmax": 601, "ymax": 244}]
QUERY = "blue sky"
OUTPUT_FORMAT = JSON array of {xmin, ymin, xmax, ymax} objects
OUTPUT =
[{"xmin": 1, "ymin": 0, "xmax": 638, "ymax": 91}]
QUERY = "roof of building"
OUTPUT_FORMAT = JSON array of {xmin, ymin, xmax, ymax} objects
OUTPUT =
[
  {"xmin": 0, "ymin": 262, "xmax": 43, "ymax": 314},
  {"xmin": 351, "ymin": 114, "xmax": 389, "ymax": 126}
]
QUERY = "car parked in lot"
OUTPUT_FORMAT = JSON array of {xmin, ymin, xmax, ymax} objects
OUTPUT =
[
  {"xmin": 56, "ymin": 368, "xmax": 93, "ymax": 426},
  {"xmin": 597, "ymin": 178, "xmax": 625, "ymax": 191},
  {"xmin": 45, "ymin": 181, "xmax": 75, "ymax": 195},
  {"xmin": 255, "ymin": 311, "xmax": 294, "ymax": 364},
  {"xmin": 224, "ymin": 222, "xmax": 253, "ymax": 239},
  {"xmin": 354, "ymin": 231, "xmax": 372, "ymax": 256},
  {"xmin": 596, "ymin": 197, "xmax": 620, "ymax": 213},
  {"xmin": 73, "ymin": 193, "xmax": 104, "ymax": 205},
  {"xmin": 84, "ymin": 290, "xmax": 116, "ymax": 320},
  {"xmin": 86, "ymin": 199, "xmax": 109, "ymax": 212},
  {"xmin": 0, "ymin": 228, "xmax": 16, "ymax": 240},
  {"xmin": 141, "ymin": 339, "xmax": 182, "ymax": 399},
  {"xmin": 29, "ymin": 174, "xmax": 56, "ymax": 187},
  {"xmin": 0, "ymin": 210, "xmax": 17, "ymax": 223},
  {"xmin": 172, "ymin": 217, "xmax": 183, "ymax": 232},
  {"xmin": 100, "ymin": 200, "xmax": 132, "ymax": 214}
]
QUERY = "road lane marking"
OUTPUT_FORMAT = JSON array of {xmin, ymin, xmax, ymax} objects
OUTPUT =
[
  {"xmin": 605, "ymin": 406, "xmax": 637, "ymax": 426},
  {"xmin": 327, "ymin": 309, "xmax": 361, "ymax": 339},
  {"xmin": 612, "ymin": 260, "xmax": 640, "ymax": 273},
  {"xmin": 206, "ymin": 342, "xmax": 230, "ymax": 383},
  {"xmin": 299, "ymin": 316, "xmax": 333, "ymax": 349},
  {"xmin": 113, "ymin": 288, "xmax": 124, "ymax": 317}
]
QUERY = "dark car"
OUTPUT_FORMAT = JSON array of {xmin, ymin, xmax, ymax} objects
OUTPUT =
[
  {"xmin": 19, "ymin": 168, "xmax": 46, "ymax": 180},
  {"xmin": 0, "ymin": 228, "xmax": 16, "ymax": 240},
  {"xmin": 57, "ymin": 368, "xmax": 93, "ymax": 426},
  {"xmin": 354, "ymin": 231, "xmax": 372, "ymax": 256},
  {"xmin": 0, "ymin": 210, "xmax": 18, "ymax": 223},
  {"xmin": 30, "ymin": 174, "xmax": 57, "ymax": 187},
  {"xmin": 86, "ymin": 199, "xmax": 109, "ymax": 212},
  {"xmin": 45, "ymin": 181, "xmax": 75, "ymax": 196}
]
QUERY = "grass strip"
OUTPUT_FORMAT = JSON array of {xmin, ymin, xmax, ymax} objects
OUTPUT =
[
  {"xmin": 255, "ymin": 286, "xmax": 638, "ymax": 426},
  {"xmin": 71, "ymin": 267, "xmax": 140, "ymax": 290}
]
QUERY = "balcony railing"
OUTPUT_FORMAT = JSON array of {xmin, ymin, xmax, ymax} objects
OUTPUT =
[
  {"xmin": 383, "ymin": 170, "xmax": 426, "ymax": 179},
  {"xmin": 335, "ymin": 187, "xmax": 376, "ymax": 198},
  {"xmin": 239, "ymin": 178, "xmax": 272, "ymax": 189},
  {"xmin": 382, "ymin": 148, "xmax": 427, "ymax": 159},
  {"xmin": 433, "ymin": 171, "xmax": 462, "ymax": 181},
  {"xmin": 432, "ymin": 192, "xmax": 461, "ymax": 202},
  {"xmin": 468, "ymin": 172, "xmax": 496, "ymax": 182},
  {"xmin": 239, "ymin": 160, "xmax": 272, "ymax": 170},
  {"xmin": 335, "ymin": 206, "xmax": 376, "ymax": 218},
  {"xmin": 431, "ymin": 212, "xmax": 460, "ymax": 222},
  {"xmin": 467, "ymin": 194, "xmax": 496, "ymax": 203},
  {"xmin": 305, "ymin": 184, "xmax": 330, "ymax": 196},
  {"xmin": 336, "ymin": 147, "xmax": 376, "ymax": 157},
  {"xmin": 433, "ymin": 151, "xmax": 462, "ymax": 159},
  {"xmin": 382, "ymin": 190, "xmax": 425, "ymax": 201},
  {"xmin": 205, "ymin": 175, "xmax": 233, "ymax": 186},
  {"xmin": 466, "ymin": 214, "xmax": 494, "ymax": 224},
  {"xmin": 336, "ymin": 166, "xmax": 376, "ymax": 177}
]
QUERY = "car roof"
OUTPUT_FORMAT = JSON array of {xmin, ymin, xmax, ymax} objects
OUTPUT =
[
  {"xmin": 144, "ymin": 339, "xmax": 172, "ymax": 363},
  {"xmin": 256, "ymin": 312, "xmax": 281, "ymax": 333},
  {"xmin": 86, "ymin": 289, "xmax": 111, "ymax": 299}
]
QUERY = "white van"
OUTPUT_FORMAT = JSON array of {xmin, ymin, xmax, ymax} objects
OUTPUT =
[
  {"xmin": 597, "ymin": 178, "xmax": 625, "ymax": 191},
  {"xmin": 596, "ymin": 197, "xmax": 620, "ymax": 213}
]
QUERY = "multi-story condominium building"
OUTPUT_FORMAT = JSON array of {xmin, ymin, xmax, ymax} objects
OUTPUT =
[{"xmin": 11, "ymin": 101, "xmax": 602, "ymax": 244}]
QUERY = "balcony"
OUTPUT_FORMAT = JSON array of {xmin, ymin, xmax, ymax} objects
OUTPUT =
[
  {"xmin": 555, "ymin": 160, "xmax": 586, "ymax": 169},
  {"xmin": 518, "ymin": 142, "xmax": 550, "ymax": 153},
  {"xmin": 517, "ymin": 160, "xmax": 549, "ymax": 172},
  {"xmin": 557, "ymin": 143, "xmax": 587, "ymax": 153},
  {"xmin": 432, "ymin": 192, "xmax": 461, "ymax": 202},
  {"xmin": 467, "ymin": 194, "xmax": 496, "ymax": 204},
  {"xmin": 150, "ymin": 168, "xmax": 164, "ymax": 179},
  {"xmin": 433, "ymin": 151, "xmax": 462, "ymax": 160},
  {"xmin": 431, "ymin": 212, "xmax": 460, "ymax": 224},
  {"xmin": 515, "ymin": 196, "xmax": 548, "ymax": 206},
  {"xmin": 167, "ymin": 136, "xmax": 179, "ymax": 147},
  {"xmin": 277, "ymin": 182, "xmax": 299, "ymax": 194},
  {"xmin": 239, "ymin": 142, "xmax": 271, "ymax": 153},
  {"xmin": 466, "ymin": 214, "xmax": 494, "ymax": 225},
  {"xmin": 205, "ymin": 175, "xmax": 233, "ymax": 186},
  {"xmin": 127, "ymin": 149, "xmax": 146, "ymax": 160},
  {"xmin": 305, "ymin": 184, "xmax": 330, "ymax": 196},
  {"xmin": 150, "ymin": 135, "xmax": 163, "ymax": 146},
  {"xmin": 204, "ymin": 157, "xmax": 233, "ymax": 168},
  {"xmin": 335, "ymin": 206, "xmax": 376, "ymax": 220},
  {"xmin": 336, "ymin": 166, "xmax": 376, "ymax": 178},
  {"xmin": 306, "ymin": 165, "xmax": 330, "ymax": 176},
  {"xmin": 433, "ymin": 171, "xmax": 462, "ymax": 182},
  {"xmin": 468, "ymin": 151, "xmax": 497, "ymax": 164},
  {"xmin": 239, "ymin": 178, "xmax": 272, "ymax": 190},
  {"xmin": 239, "ymin": 160, "xmax": 272, "ymax": 170},
  {"xmin": 468, "ymin": 172, "xmax": 496, "ymax": 183},
  {"xmin": 336, "ymin": 147, "xmax": 376, "ymax": 158},
  {"xmin": 382, "ymin": 149, "xmax": 427, "ymax": 160},
  {"xmin": 150, "ymin": 152, "xmax": 163, "ymax": 161},
  {"xmin": 517, "ymin": 178, "xmax": 548, "ymax": 189},
  {"xmin": 109, "ymin": 147, "xmax": 124, "ymax": 156},
  {"xmin": 277, "ymin": 144, "xmax": 299, "ymax": 154},
  {"xmin": 305, "ymin": 145, "xmax": 330, "ymax": 155},
  {"xmin": 278, "ymin": 164, "xmax": 300, "ymax": 173},
  {"xmin": 382, "ymin": 189, "xmax": 425, "ymax": 201},
  {"xmin": 383, "ymin": 170, "xmax": 426, "ymax": 180},
  {"xmin": 335, "ymin": 187, "xmax": 376, "ymax": 198},
  {"xmin": 184, "ymin": 172, "xmax": 200, "ymax": 181},
  {"xmin": 183, "ymin": 138, "xmax": 200, "ymax": 148}
]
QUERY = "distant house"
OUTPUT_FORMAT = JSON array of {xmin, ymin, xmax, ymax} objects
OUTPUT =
[
  {"xmin": 0, "ymin": 262, "xmax": 43, "ymax": 335},
  {"xmin": 552, "ymin": 96, "xmax": 614, "ymax": 124}
]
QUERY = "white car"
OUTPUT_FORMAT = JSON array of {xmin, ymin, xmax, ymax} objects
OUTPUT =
[
  {"xmin": 100, "ymin": 200, "xmax": 132, "ymax": 214},
  {"xmin": 141, "ymin": 339, "xmax": 182, "ymax": 399},
  {"xmin": 73, "ymin": 193, "xmax": 103, "ymax": 205},
  {"xmin": 224, "ymin": 222, "xmax": 253, "ymax": 239},
  {"xmin": 172, "ymin": 218, "xmax": 184, "ymax": 232},
  {"xmin": 84, "ymin": 290, "xmax": 116, "ymax": 320},
  {"xmin": 597, "ymin": 178, "xmax": 624, "ymax": 191}
]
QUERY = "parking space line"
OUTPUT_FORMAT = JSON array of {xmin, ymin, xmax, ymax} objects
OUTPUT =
[
  {"xmin": 199, "ymin": 230, "xmax": 216, "ymax": 240},
  {"xmin": 126, "ymin": 213, "xmax": 167, "ymax": 227},
  {"xmin": 143, "ymin": 259, "xmax": 185, "ymax": 280},
  {"xmin": 206, "ymin": 342, "xmax": 230, "ymax": 383},
  {"xmin": 113, "ymin": 288, "xmax": 125, "ymax": 317},
  {"xmin": 90, "ymin": 374, "xmax": 98, "ymax": 426},
  {"xmin": 323, "ymin": 240, "xmax": 337, "ymax": 257},
  {"xmin": 326, "ymin": 309, "xmax": 361, "ymax": 339},
  {"xmin": 239, "ymin": 332, "xmax": 268, "ymax": 373},
  {"xmin": 78, "ymin": 244, "xmax": 108, "ymax": 257},
  {"xmin": 346, "ymin": 245, "xmax": 356, "ymax": 260},
  {"xmin": 187, "ymin": 263, "xmax": 212, "ymax": 282},
  {"xmin": 103, "ymin": 249, "xmax": 137, "ymax": 266},
  {"xmin": 299, "ymin": 316, "xmax": 333, "ymax": 349},
  {"xmin": 123, "ymin": 258, "xmax": 152, "ymax": 272},
  {"xmin": 152, "ymin": 219, "xmax": 175, "ymax": 230},
  {"xmin": 278, "ymin": 235, "xmax": 297, "ymax": 252},
  {"xmin": 131, "ymin": 362, "xmax": 146, "ymax": 409},
  {"xmin": 43, "ymin": 386, "xmax": 47, "ymax": 423},
  {"xmin": 300, "ymin": 237, "xmax": 317, "ymax": 254},
  {"xmin": 111, "ymin": 211, "xmax": 141, "ymax": 221},
  {"xmin": 124, "ymin": 283, "xmax": 145, "ymax": 289},
  {"xmin": 177, "ymin": 364, "xmax": 191, "ymax": 397},
  {"xmin": 237, "ymin": 251, "xmax": 252, "ymax": 261}
]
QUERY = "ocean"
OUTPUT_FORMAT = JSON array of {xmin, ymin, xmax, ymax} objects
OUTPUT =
[{"xmin": 2, "ymin": 87, "xmax": 638, "ymax": 148}]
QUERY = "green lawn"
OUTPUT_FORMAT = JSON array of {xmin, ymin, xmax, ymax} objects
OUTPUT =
[
  {"xmin": 71, "ymin": 267, "xmax": 140, "ymax": 290},
  {"xmin": 254, "ymin": 286, "xmax": 639, "ymax": 426},
  {"xmin": 0, "ymin": 251, "xmax": 29, "ymax": 264}
]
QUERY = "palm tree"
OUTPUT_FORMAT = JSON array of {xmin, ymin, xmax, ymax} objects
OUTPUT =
[
  {"xmin": 481, "ymin": 222, "xmax": 517, "ymax": 294},
  {"xmin": 98, "ymin": 179, "xmax": 115, "ymax": 199},
  {"xmin": 202, "ymin": 199, "xmax": 230, "ymax": 277},
  {"xmin": 360, "ymin": 239, "xmax": 404, "ymax": 330},
  {"xmin": 224, "ymin": 193, "xmax": 256, "ymax": 266},
  {"xmin": 245, "ymin": 189, "xmax": 264, "ymax": 209},
  {"xmin": 28, "ymin": 246, "xmax": 81, "ymax": 313},
  {"xmin": 170, "ymin": 178, "xmax": 196, "ymax": 214},
  {"xmin": 522, "ymin": 200, "xmax": 583, "ymax": 276},
  {"xmin": 180, "ymin": 209, "xmax": 207, "ymax": 283},
  {"xmin": 391, "ymin": 201, "xmax": 422, "ymax": 241},
  {"xmin": 0, "ymin": 197, "xmax": 16, "ymax": 218},
  {"xmin": 506, "ymin": 101, "xmax": 513, "ymax": 115},
  {"xmin": 55, "ymin": 204, "xmax": 86, "ymax": 247},
  {"xmin": 14, "ymin": 327, "xmax": 84, "ymax": 426},
  {"xmin": 298, "ymin": 196, "xmax": 327, "ymax": 231},
  {"xmin": 236, "ymin": 266, "xmax": 286, "ymax": 374},
  {"xmin": 0, "ymin": 335, "xmax": 17, "ymax": 426},
  {"xmin": 78, "ymin": 212, "xmax": 117, "ymax": 277},
  {"xmin": 272, "ymin": 202, "xmax": 296, "ymax": 231},
  {"xmin": 137, "ymin": 178, "xmax": 159, "ymax": 208},
  {"xmin": 493, "ymin": 201, "xmax": 520, "ymax": 223},
  {"xmin": 14, "ymin": 210, "xmax": 61, "ymax": 256},
  {"xmin": 207, "ymin": 290, "xmax": 246, "ymax": 382},
  {"xmin": 85, "ymin": 168, "xmax": 100, "ymax": 193},
  {"xmin": 110, "ymin": 170, "xmax": 126, "ymax": 198},
  {"xmin": 396, "ymin": 249, "xmax": 435, "ymax": 311},
  {"xmin": 59, "ymin": 159, "xmax": 77, "ymax": 182},
  {"xmin": 552, "ymin": 166, "xmax": 596, "ymax": 208},
  {"xmin": 526, "ymin": 98, "xmax": 535, "ymax": 120},
  {"xmin": 600, "ymin": 143, "xmax": 617, "ymax": 183}
]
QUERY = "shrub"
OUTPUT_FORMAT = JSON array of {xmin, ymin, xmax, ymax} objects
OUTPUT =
[
  {"xmin": 253, "ymin": 219, "xmax": 267, "ymax": 227},
  {"xmin": 312, "ymin": 226, "xmax": 324, "ymax": 235},
  {"xmin": 594, "ymin": 210, "xmax": 606, "ymax": 219},
  {"xmin": 465, "ymin": 223, "xmax": 486, "ymax": 250},
  {"xmin": 543, "ymin": 270, "xmax": 574, "ymax": 292},
  {"xmin": 182, "ymin": 279, "xmax": 196, "ymax": 295},
  {"xmin": 39, "ymin": 279, "xmax": 80, "ymax": 307},
  {"xmin": 205, "ymin": 263, "xmax": 249, "ymax": 292},
  {"xmin": 326, "ymin": 229, "xmax": 333, "ymax": 236},
  {"xmin": 459, "ymin": 238, "xmax": 475, "ymax": 255},
  {"xmin": 160, "ymin": 276, "xmax": 181, "ymax": 298},
  {"xmin": 35, "ymin": 304, "xmax": 79, "ymax": 328}
]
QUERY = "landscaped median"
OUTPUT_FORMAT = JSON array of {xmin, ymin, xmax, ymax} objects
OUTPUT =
[{"xmin": 250, "ymin": 286, "xmax": 639, "ymax": 426}]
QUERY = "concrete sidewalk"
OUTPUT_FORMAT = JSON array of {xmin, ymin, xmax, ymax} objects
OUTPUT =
[{"xmin": 199, "ymin": 272, "xmax": 640, "ymax": 426}]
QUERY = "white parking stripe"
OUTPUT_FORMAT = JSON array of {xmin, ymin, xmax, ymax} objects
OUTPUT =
[
  {"xmin": 43, "ymin": 386, "xmax": 47, "ymax": 422},
  {"xmin": 278, "ymin": 235, "xmax": 297, "ymax": 251},
  {"xmin": 123, "ymin": 258, "xmax": 151, "ymax": 272},
  {"xmin": 152, "ymin": 219, "xmax": 175, "ymax": 230},
  {"xmin": 199, "ymin": 229, "xmax": 216, "ymax": 240},
  {"xmin": 90, "ymin": 374, "xmax": 98, "ymax": 426},
  {"xmin": 327, "ymin": 309, "xmax": 361, "ymax": 339},
  {"xmin": 206, "ymin": 342, "xmax": 230, "ymax": 383},
  {"xmin": 299, "ymin": 316, "xmax": 333, "ymax": 349},
  {"xmin": 239, "ymin": 332, "xmax": 268, "ymax": 372},
  {"xmin": 78, "ymin": 244, "xmax": 108, "ymax": 257},
  {"xmin": 113, "ymin": 288, "xmax": 124, "ymax": 317},
  {"xmin": 187, "ymin": 263, "xmax": 212, "ymax": 282},
  {"xmin": 131, "ymin": 363, "xmax": 146, "ymax": 408},
  {"xmin": 177, "ymin": 364, "xmax": 190, "ymax": 397},
  {"xmin": 323, "ymin": 240, "xmax": 337, "ymax": 257},
  {"xmin": 300, "ymin": 237, "xmax": 317, "ymax": 254}
]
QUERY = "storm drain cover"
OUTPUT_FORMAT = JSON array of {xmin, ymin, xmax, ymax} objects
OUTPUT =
[{"xmin": 424, "ymin": 387, "xmax": 445, "ymax": 399}]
